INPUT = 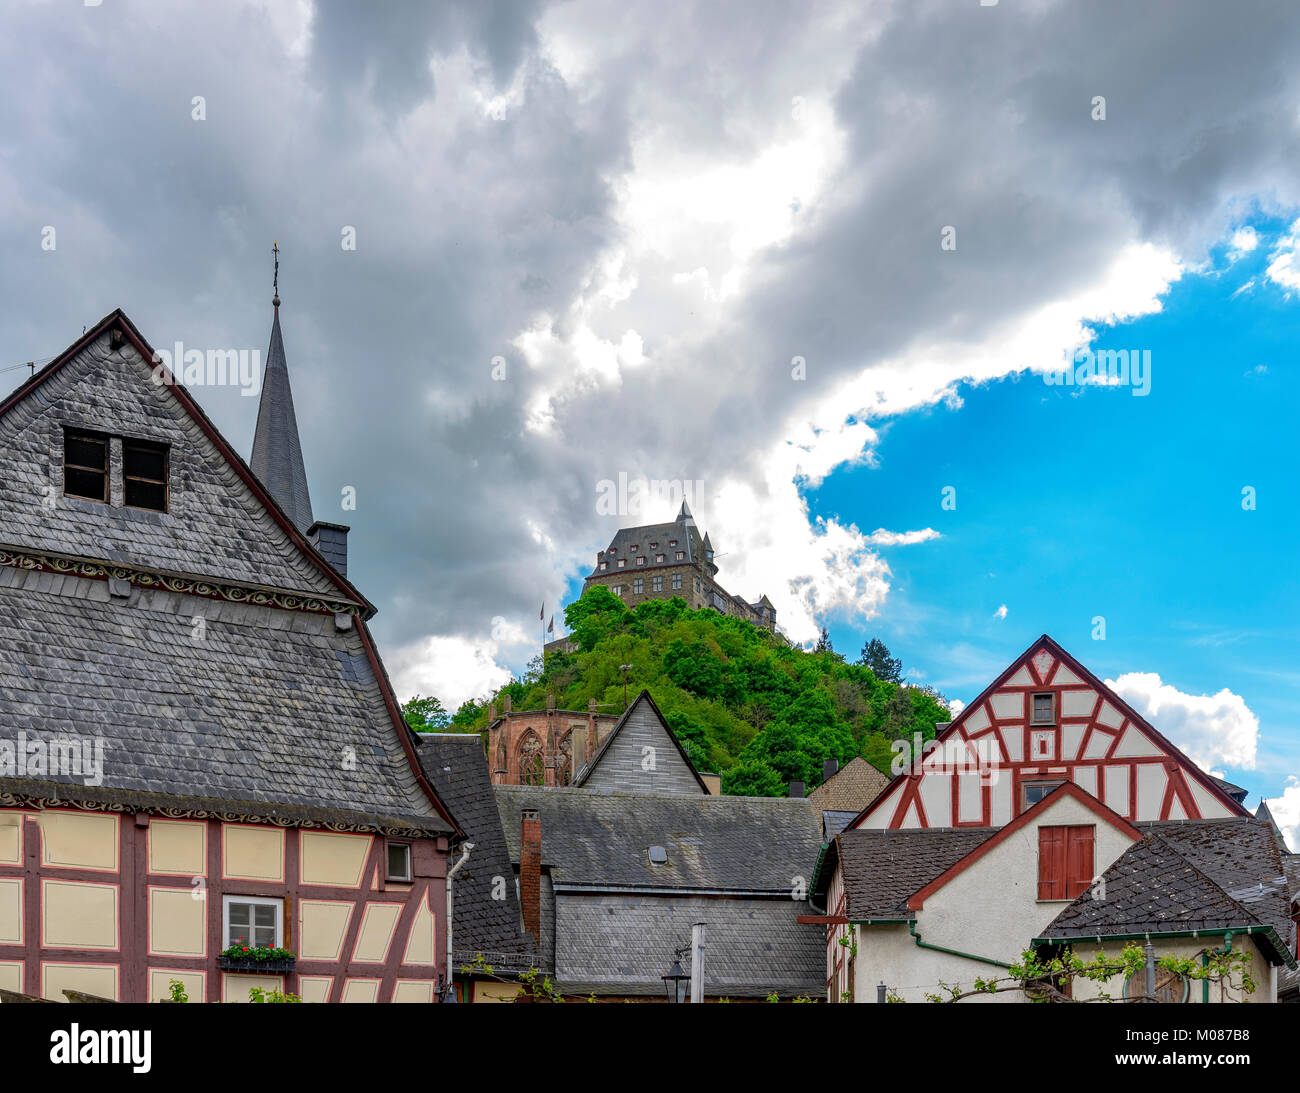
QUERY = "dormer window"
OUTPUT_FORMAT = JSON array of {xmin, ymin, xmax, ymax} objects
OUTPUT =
[
  {"xmin": 636, "ymin": 557, "xmax": 646, "ymax": 566},
  {"xmin": 1031, "ymin": 693, "xmax": 1055, "ymax": 725},
  {"xmin": 123, "ymin": 439, "xmax": 168, "ymax": 511},
  {"xmin": 617, "ymin": 558, "xmax": 625, "ymax": 568},
  {"xmin": 63, "ymin": 429, "xmax": 169, "ymax": 512},
  {"xmin": 669, "ymin": 540, "xmax": 677, "ymax": 547},
  {"xmin": 599, "ymin": 562, "xmax": 608, "ymax": 571},
  {"xmin": 655, "ymin": 554, "xmax": 665, "ymax": 563},
  {"xmin": 675, "ymin": 551, "xmax": 685, "ymax": 561},
  {"xmin": 64, "ymin": 429, "xmax": 109, "ymax": 502}
]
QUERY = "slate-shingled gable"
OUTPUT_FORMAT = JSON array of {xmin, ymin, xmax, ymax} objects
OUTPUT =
[
  {"xmin": 416, "ymin": 733, "xmax": 538, "ymax": 969},
  {"xmin": 0, "ymin": 311, "xmax": 455, "ymax": 835},
  {"xmin": 494, "ymin": 785, "xmax": 826, "ymax": 997}
]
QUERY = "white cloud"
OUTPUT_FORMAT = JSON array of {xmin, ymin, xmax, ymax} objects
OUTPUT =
[
  {"xmin": 1105, "ymin": 672, "xmax": 1259, "ymax": 772},
  {"xmin": 387, "ymin": 634, "xmax": 516, "ymax": 710},
  {"xmin": 866, "ymin": 528, "xmax": 941, "ymax": 546},
  {"xmin": 947, "ymin": 698, "xmax": 966, "ymax": 718},
  {"xmin": 1228, "ymin": 226, "xmax": 1259, "ymax": 258},
  {"xmin": 993, "ymin": 605, "xmax": 1008, "ymax": 620},
  {"xmin": 1264, "ymin": 779, "xmax": 1300, "ymax": 854},
  {"xmin": 1265, "ymin": 218, "xmax": 1300, "ymax": 292}
]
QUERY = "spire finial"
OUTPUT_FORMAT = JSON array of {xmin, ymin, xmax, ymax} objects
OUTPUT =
[{"xmin": 272, "ymin": 238, "xmax": 280, "ymax": 308}]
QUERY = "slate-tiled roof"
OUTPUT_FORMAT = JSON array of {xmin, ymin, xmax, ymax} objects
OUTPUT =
[
  {"xmin": 416, "ymin": 734, "xmax": 538, "ymax": 969},
  {"xmin": 554, "ymin": 892, "xmax": 824, "ymax": 998},
  {"xmin": 821, "ymin": 810, "xmax": 858, "ymax": 840},
  {"xmin": 832, "ymin": 827, "xmax": 995, "ymax": 920},
  {"xmin": 249, "ymin": 307, "xmax": 314, "ymax": 534},
  {"xmin": 808, "ymin": 757, "xmax": 889, "ymax": 813},
  {"xmin": 0, "ymin": 312, "xmax": 448, "ymax": 833},
  {"xmin": 1040, "ymin": 819, "xmax": 1297, "ymax": 966},
  {"xmin": 0, "ymin": 566, "xmax": 450, "ymax": 832},
  {"xmin": 496, "ymin": 785, "xmax": 823, "ymax": 892},
  {"xmin": 494, "ymin": 784, "xmax": 825, "ymax": 996}
]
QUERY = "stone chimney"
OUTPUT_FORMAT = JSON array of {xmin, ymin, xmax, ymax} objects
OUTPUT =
[
  {"xmin": 788, "ymin": 780, "xmax": 806, "ymax": 799},
  {"xmin": 823, "ymin": 758, "xmax": 839, "ymax": 782},
  {"xmin": 307, "ymin": 521, "xmax": 350, "ymax": 578},
  {"xmin": 571, "ymin": 730, "xmax": 587, "ymax": 781},
  {"xmin": 503, "ymin": 695, "xmax": 512, "ymax": 715},
  {"xmin": 520, "ymin": 809, "xmax": 542, "ymax": 947}
]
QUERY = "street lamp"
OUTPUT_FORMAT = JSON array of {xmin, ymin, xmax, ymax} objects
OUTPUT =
[
  {"xmin": 619, "ymin": 664, "xmax": 633, "ymax": 710},
  {"xmin": 662, "ymin": 948, "xmax": 690, "ymax": 1003}
]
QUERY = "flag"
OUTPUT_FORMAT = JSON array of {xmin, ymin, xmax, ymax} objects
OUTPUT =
[
  {"xmin": 539, "ymin": 602, "xmax": 545, "ymax": 621},
  {"xmin": 547, "ymin": 616, "xmax": 554, "ymax": 634}
]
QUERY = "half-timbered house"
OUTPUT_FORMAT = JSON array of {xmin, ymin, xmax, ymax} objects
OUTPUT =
[{"xmin": 0, "ymin": 304, "xmax": 463, "ymax": 1002}]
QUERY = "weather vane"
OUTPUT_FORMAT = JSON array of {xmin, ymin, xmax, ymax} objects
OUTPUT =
[{"xmin": 272, "ymin": 238, "xmax": 280, "ymax": 307}]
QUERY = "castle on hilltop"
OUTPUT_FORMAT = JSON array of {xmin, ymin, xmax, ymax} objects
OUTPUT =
[{"xmin": 547, "ymin": 503, "xmax": 776, "ymax": 653}]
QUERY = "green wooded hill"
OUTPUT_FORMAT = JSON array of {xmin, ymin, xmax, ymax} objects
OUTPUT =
[{"xmin": 434, "ymin": 586, "xmax": 950, "ymax": 798}]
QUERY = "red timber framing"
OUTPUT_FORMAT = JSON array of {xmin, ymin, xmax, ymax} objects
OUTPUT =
[
  {"xmin": 905, "ymin": 782, "xmax": 1140, "ymax": 911},
  {"xmin": 851, "ymin": 634, "xmax": 1247, "ymax": 831},
  {"xmin": 0, "ymin": 809, "xmax": 450, "ymax": 1003}
]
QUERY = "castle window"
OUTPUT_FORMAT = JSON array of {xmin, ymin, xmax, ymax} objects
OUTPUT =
[
  {"xmin": 613, "ymin": 585, "xmax": 623, "ymax": 596},
  {"xmin": 636, "ymin": 556, "xmax": 646, "ymax": 566},
  {"xmin": 518, "ymin": 731, "xmax": 544, "ymax": 786},
  {"xmin": 63, "ymin": 429, "xmax": 109, "ymax": 503},
  {"xmin": 669, "ymin": 539, "xmax": 677, "ymax": 546},
  {"xmin": 123, "ymin": 439, "xmax": 168, "ymax": 511},
  {"xmin": 676, "ymin": 551, "xmax": 685, "ymax": 561},
  {"xmin": 655, "ymin": 554, "xmax": 665, "ymax": 563},
  {"xmin": 599, "ymin": 562, "xmax": 608, "ymax": 571},
  {"xmin": 633, "ymin": 578, "xmax": 644, "ymax": 594},
  {"xmin": 652, "ymin": 576, "xmax": 663, "ymax": 591},
  {"xmin": 672, "ymin": 574, "xmax": 682, "ymax": 590},
  {"xmin": 617, "ymin": 558, "xmax": 625, "ymax": 568}
]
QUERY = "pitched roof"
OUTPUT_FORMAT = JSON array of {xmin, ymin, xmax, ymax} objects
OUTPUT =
[
  {"xmin": 1039, "ymin": 818, "xmax": 1296, "ymax": 967},
  {"xmin": 1256, "ymin": 799, "xmax": 1292, "ymax": 854},
  {"xmin": 0, "ymin": 311, "xmax": 454, "ymax": 834},
  {"xmin": 0, "ymin": 309, "xmax": 368, "ymax": 613},
  {"xmin": 849, "ymin": 634, "xmax": 1247, "ymax": 829},
  {"xmin": 250, "ymin": 305, "xmax": 314, "ymax": 533},
  {"xmin": 807, "ymin": 757, "xmax": 889, "ymax": 812},
  {"xmin": 572, "ymin": 689, "xmax": 710, "ymax": 794},
  {"xmin": 495, "ymin": 785, "xmax": 822, "ymax": 893},
  {"xmin": 827, "ymin": 827, "xmax": 995, "ymax": 920},
  {"xmin": 415, "ymin": 734, "xmax": 537, "ymax": 968}
]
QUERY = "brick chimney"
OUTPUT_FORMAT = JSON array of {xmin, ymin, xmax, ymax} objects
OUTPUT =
[{"xmin": 520, "ymin": 808, "xmax": 541, "ymax": 947}]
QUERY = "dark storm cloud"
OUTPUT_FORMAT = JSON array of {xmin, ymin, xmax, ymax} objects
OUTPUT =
[{"xmin": 2, "ymin": 0, "xmax": 1300, "ymax": 693}]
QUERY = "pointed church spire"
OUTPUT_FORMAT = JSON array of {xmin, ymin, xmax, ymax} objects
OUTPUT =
[
  {"xmin": 250, "ymin": 241, "xmax": 314, "ymax": 532},
  {"xmin": 677, "ymin": 499, "xmax": 694, "ymax": 524}
]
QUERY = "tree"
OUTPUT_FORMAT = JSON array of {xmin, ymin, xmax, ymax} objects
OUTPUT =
[
  {"xmin": 814, "ymin": 627, "xmax": 833, "ymax": 654},
  {"xmin": 402, "ymin": 694, "xmax": 450, "ymax": 732},
  {"xmin": 903, "ymin": 943, "xmax": 1256, "ymax": 1004},
  {"xmin": 721, "ymin": 758, "xmax": 786, "ymax": 797},
  {"xmin": 858, "ymin": 637, "xmax": 903, "ymax": 683}
]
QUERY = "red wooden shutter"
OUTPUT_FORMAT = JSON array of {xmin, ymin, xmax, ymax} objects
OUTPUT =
[
  {"xmin": 1038, "ymin": 826, "xmax": 1066, "ymax": 900},
  {"xmin": 1065, "ymin": 826, "xmax": 1095, "ymax": 899}
]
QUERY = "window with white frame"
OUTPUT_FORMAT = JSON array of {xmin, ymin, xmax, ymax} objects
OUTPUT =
[
  {"xmin": 387, "ymin": 841, "xmax": 413, "ymax": 882},
  {"xmin": 633, "ymin": 578, "xmax": 644, "ymax": 594},
  {"xmin": 223, "ymin": 895, "xmax": 283, "ymax": 949},
  {"xmin": 651, "ymin": 576, "xmax": 663, "ymax": 591},
  {"xmin": 672, "ymin": 574, "xmax": 682, "ymax": 590}
]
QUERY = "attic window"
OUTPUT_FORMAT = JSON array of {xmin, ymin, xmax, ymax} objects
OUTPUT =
[
  {"xmin": 669, "ymin": 539, "xmax": 677, "ymax": 546},
  {"xmin": 64, "ymin": 429, "xmax": 109, "ymax": 502},
  {"xmin": 1031, "ymin": 692, "xmax": 1055, "ymax": 724},
  {"xmin": 123, "ymin": 439, "xmax": 168, "ymax": 511},
  {"xmin": 648, "ymin": 845, "xmax": 668, "ymax": 865}
]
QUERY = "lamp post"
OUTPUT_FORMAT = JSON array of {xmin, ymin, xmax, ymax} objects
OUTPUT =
[
  {"xmin": 662, "ymin": 946, "xmax": 690, "ymax": 1003},
  {"xmin": 619, "ymin": 664, "xmax": 633, "ymax": 710}
]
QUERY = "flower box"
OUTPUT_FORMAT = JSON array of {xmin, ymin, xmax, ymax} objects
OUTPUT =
[{"xmin": 218, "ymin": 954, "xmax": 295, "ymax": 976}]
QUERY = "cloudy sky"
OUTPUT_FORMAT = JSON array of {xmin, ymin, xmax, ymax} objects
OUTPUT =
[{"xmin": 3, "ymin": 0, "xmax": 1299, "ymax": 840}]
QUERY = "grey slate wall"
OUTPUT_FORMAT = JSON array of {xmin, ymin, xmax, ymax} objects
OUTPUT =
[
  {"xmin": 581, "ymin": 701, "xmax": 703, "ymax": 795},
  {"xmin": 0, "ymin": 331, "xmax": 338, "ymax": 597}
]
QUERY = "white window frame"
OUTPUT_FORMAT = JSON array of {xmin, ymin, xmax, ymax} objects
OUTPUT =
[
  {"xmin": 223, "ymin": 895, "xmax": 283, "ymax": 950},
  {"xmin": 386, "ymin": 840, "xmax": 413, "ymax": 882}
]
